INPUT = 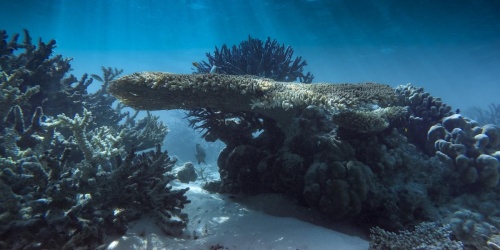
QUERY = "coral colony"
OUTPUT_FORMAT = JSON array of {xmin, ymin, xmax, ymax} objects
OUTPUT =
[
  {"xmin": 2, "ymin": 30, "xmax": 500, "ymax": 249},
  {"xmin": 193, "ymin": 36, "xmax": 314, "ymax": 83},
  {"xmin": 0, "ymin": 30, "xmax": 189, "ymax": 249}
]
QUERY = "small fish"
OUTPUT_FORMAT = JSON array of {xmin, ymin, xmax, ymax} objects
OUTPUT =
[
  {"xmin": 210, "ymin": 65, "xmax": 218, "ymax": 74},
  {"xmin": 195, "ymin": 143, "xmax": 206, "ymax": 164},
  {"xmin": 192, "ymin": 62, "xmax": 200, "ymax": 68},
  {"xmin": 455, "ymin": 109, "xmax": 460, "ymax": 114},
  {"xmin": 91, "ymin": 74, "xmax": 103, "ymax": 82}
]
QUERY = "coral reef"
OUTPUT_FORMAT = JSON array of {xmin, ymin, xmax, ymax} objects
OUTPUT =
[
  {"xmin": 428, "ymin": 114, "xmax": 500, "ymax": 188},
  {"xmin": 108, "ymin": 72, "xmax": 396, "ymax": 127},
  {"xmin": 108, "ymin": 67, "xmax": 500, "ymax": 249},
  {"xmin": 0, "ymin": 25, "xmax": 477, "ymax": 249},
  {"xmin": 0, "ymin": 30, "xmax": 188, "ymax": 249},
  {"xmin": 446, "ymin": 208, "xmax": 499, "ymax": 249},
  {"xmin": 332, "ymin": 106, "xmax": 408, "ymax": 134},
  {"xmin": 185, "ymin": 107, "xmax": 269, "ymax": 144},
  {"xmin": 1, "ymin": 144, "xmax": 189, "ymax": 249},
  {"xmin": 369, "ymin": 222, "xmax": 463, "ymax": 249},
  {"xmin": 395, "ymin": 83, "xmax": 454, "ymax": 152},
  {"xmin": 193, "ymin": 36, "xmax": 314, "ymax": 83},
  {"xmin": 304, "ymin": 160, "xmax": 374, "ymax": 219}
]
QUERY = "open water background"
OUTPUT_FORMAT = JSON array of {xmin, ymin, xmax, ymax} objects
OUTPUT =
[{"xmin": 2, "ymin": 0, "xmax": 500, "ymax": 161}]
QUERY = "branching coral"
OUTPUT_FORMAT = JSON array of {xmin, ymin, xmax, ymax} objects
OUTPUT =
[
  {"xmin": 56, "ymin": 108, "xmax": 95, "ymax": 161},
  {"xmin": 0, "ymin": 30, "xmax": 189, "ymax": 249},
  {"xmin": 0, "ymin": 29, "xmax": 74, "ymax": 118},
  {"xmin": 121, "ymin": 111, "xmax": 169, "ymax": 152},
  {"xmin": 194, "ymin": 36, "xmax": 314, "ymax": 83},
  {"xmin": 467, "ymin": 103, "xmax": 500, "ymax": 126},
  {"xmin": 185, "ymin": 107, "xmax": 269, "ymax": 144},
  {"xmin": 0, "ymin": 144, "xmax": 189, "ymax": 249},
  {"xmin": 369, "ymin": 222, "xmax": 463, "ymax": 250},
  {"xmin": 0, "ymin": 72, "xmax": 40, "ymax": 128},
  {"xmin": 86, "ymin": 67, "xmax": 127, "ymax": 128}
]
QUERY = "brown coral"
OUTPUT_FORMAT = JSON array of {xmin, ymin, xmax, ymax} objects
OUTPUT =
[{"xmin": 108, "ymin": 72, "xmax": 396, "ymax": 126}]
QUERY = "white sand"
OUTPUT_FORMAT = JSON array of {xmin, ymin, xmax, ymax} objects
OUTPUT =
[{"xmin": 106, "ymin": 181, "xmax": 369, "ymax": 250}]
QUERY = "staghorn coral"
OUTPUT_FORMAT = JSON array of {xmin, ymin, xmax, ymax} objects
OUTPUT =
[
  {"xmin": 55, "ymin": 108, "xmax": 96, "ymax": 162},
  {"xmin": 467, "ymin": 103, "xmax": 500, "ymax": 126},
  {"xmin": 0, "ymin": 29, "xmax": 76, "ymax": 118},
  {"xmin": 0, "ymin": 144, "xmax": 189, "ymax": 249},
  {"xmin": 86, "ymin": 66, "xmax": 127, "ymax": 129},
  {"xmin": 121, "ymin": 111, "xmax": 169, "ymax": 152},
  {"xmin": 0, "ymin": 72, "xmax": 40, "ymax": 128},
  {"xmin": 0, "ymin": 30, "xmax": 190, "ymax": 249},
  {"xmin": 193, "ymin": 36, "xmax": 314, "ymax": 83},
  {"xmin": 185, "ymin": 107, "xmax": 270, "ymax": 144}
]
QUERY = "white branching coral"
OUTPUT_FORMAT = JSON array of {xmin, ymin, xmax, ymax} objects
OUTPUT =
[
  {"xmin": 56, "ymin": 108, "xmax": 94, "ymax": 161},
  {"xmin": 0, "ymin": 72, "xmax": 40, "ymax": 124},
  {"xmin": 56, "ymin": 109, "xmax": 124, "ymax": 166},
  {"xmin": 90, "ymin": 126, "xmax": 125, "ymax": 161}
]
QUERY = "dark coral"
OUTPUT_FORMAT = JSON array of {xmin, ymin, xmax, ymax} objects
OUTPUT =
[
  {"xmin": 183, "ymin": 81, "xmax": 498, "ymax": 247},
  {"xmin": 1, "ymin": 29, "xmax": 75, "ymax": 118},
  {"xmin": 86, "ymin": 66, "xmax": 126, "ymax": 129},
  {"xmin": 0, "ymin": 144, "xmax": 189, "ymax": 249},
  {"xmin": 185, "ymin": 107, "xmax": 275, "ymax": 145},
  {"xmin": 193, "ymin": 36, "xmax": 314, "ymax": 83},
  {"xmin": 106, "ymin": 36, "xmax": 500, "ymax": 249},
  {"xmin": 394, "ymin": 84, "xmax": 454, "ymax": 153}
]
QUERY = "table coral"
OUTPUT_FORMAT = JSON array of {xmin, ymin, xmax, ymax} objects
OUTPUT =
[{"xmin": 108, "ymin": 72, "xmax": 396, "ymax": 126}]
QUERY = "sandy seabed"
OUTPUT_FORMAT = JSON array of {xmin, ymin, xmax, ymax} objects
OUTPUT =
[{"xmin": 106, "ymin": 181, "xmax": 369, "ymax": 250}]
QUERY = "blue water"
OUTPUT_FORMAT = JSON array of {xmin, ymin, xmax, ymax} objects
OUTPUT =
[
  {"xmin": 1, "ymin": 0, "xmax": 499, "ymax": 113},
  {"xmin": 3, "ymin": 0, "xmax": 499, "ymax": 162}
]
